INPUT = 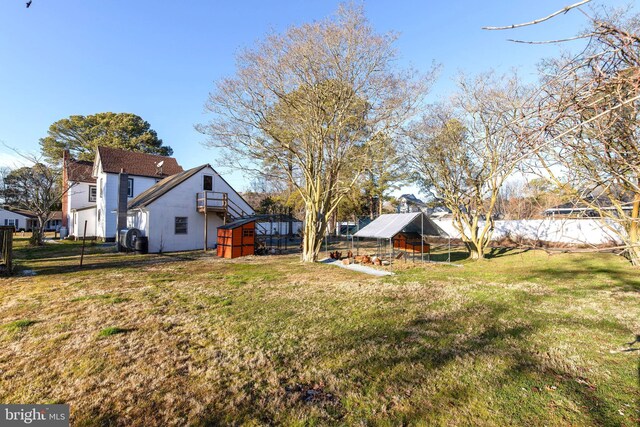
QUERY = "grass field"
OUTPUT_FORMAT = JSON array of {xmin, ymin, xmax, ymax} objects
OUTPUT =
[{"xmin": 0, "ymin": 237, "xmax": 639, "ymax": 426}]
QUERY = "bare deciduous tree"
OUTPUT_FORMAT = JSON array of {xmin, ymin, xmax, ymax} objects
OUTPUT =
[
  {"xmin": 405, "ymin": 72, "xmax": 530, "ymax": 260},
  {"xmin": 3, "ymin": 161, "xmax": 65, "ymax": 245},
  {"xmin": 535, "ymin": 12, "xmax": 640, "ymax": 264},
  {"xmin": 198, "ymin": 4, "xmax": 436, "ymax": 262}
]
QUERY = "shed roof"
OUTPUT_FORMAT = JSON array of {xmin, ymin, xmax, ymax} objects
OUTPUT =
[
  {"xmin": 218, "ymin": 217, "xmax": 256, "ymax": 230},
  {"xmin": 353, "ymin": 212, "xmax": 448, "ymax": 239}
]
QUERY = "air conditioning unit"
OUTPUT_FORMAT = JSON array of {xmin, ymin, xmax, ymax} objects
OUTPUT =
[{"xmin": 118, "ymin": 228, "xmax": 141, "ymax": 251}]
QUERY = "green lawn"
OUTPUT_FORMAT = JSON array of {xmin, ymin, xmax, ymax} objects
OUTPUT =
[{"xmin": 0, "ymin": 237, "xmax": 638, "ymax": 426}]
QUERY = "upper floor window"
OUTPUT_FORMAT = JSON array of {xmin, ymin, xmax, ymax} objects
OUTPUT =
[
  {"xmin": 203, "ymin": 175, "xmax": 213, "ymax": 191},
  {"xmin": 127, "ymin": 178, "xmax": 134, "ymax": 198},
  {"xmin": 89, "ymin": 185, "xmax": 97, "ymax": 202}
]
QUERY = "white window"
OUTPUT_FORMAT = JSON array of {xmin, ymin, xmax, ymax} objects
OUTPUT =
[
  {"xmin": 127, "ymin": 178, "xmax": 134, "ymax": 197},
  {"xmin": 175, "ymin": 217, "xmax": 188, "ymax": 234},
  {"xmin": 89, "ymin": 185, "xmax": 97, "ymax": 202}
]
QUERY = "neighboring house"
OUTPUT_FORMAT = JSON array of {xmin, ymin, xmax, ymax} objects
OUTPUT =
[
  {"xmin": 127, "ymin": 164, "xmax": 254, "ymax": 253},
  {"xmin": 397, "ymin": 194, "xmax": 428, "ymax": 214},
  {"xmin": 429, "ymin": 209, "xmax": 452, "ymax": 220},
  {"xmin": 0, "ymin": 207, "xmax": 32, "ymax": 231},
  {"xmin": 0, "ymin": 207, "xmax": 62, "ymax": 232},
  {"xmin": 544, "ymin": 198, "xmax": 634, "ymax": 218},
  {"xmin": 44, "ymin": 211, "xmax": 63, "ymax": 231}
]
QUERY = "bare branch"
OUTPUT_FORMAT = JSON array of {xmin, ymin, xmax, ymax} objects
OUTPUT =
[
  {"xmin": 482, "ymin": 0, "xmax": 591, "ymax": 30},
  {"xmin": 507, "ymin": 34, "xmax": 590, "ymax": 44}
]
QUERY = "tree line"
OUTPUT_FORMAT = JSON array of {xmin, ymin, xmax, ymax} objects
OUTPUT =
[{"xmin": 199, "ymin": 3, "xmax": 640, "ymax": 265}]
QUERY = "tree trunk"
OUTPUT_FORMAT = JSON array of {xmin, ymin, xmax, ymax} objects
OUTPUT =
[
  {"xmin": 30, "ymin": 216, "xmax": 47, "ymax": 246},
  {"xmin": 628, "ymin": 187, "xmax": 640, "ymax": 266},
  {"xmin": 301, "ymin": 203, "xmax": 326, "ymax": 262},
  {"xmin": 462, "ymin": 222, "xmax": 491, "ymax": 261},
  {"xmin": 464, "ymin": 239, "xmax": 487, "ymax": 260},
  {"xmin": 369, "ymin": 196, "xmax": 375, "ymax": 220}
]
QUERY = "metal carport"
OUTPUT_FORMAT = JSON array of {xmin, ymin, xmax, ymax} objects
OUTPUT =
[{"xmin": 352, "ymin": 212, "xmax": 451, "ymax": 264}]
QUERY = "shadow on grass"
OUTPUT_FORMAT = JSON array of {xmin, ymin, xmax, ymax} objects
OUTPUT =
[
  {"xmin": 535, "ymin": 256, "xmax": 640, "ymax": 293},
  {"xmin": 425, "ymin": 247, "xmax": 528, "ymax": 263},
  {"xmin": 15, "ymin": 251, "xmax": 202, "ymax": 277},
  {"xmin": 190, "ymin": 299, "xmax": 632, "ymax": 425},
  {"xmin": 317, "ymin": 301, "xmax": 628, "ymax": 425},
  {"xmin": 411, "ymin": 248, "xmax": 640, "ymax": 293}
]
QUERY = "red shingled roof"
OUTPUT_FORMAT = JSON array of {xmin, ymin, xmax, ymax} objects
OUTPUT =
[
  {"xmin": 97, "ymin": 146, "xmax": 183, "ymax": 178},
  {"xmin": 66, "ymin": 160, "xmax": 96, "ymax": 183}
]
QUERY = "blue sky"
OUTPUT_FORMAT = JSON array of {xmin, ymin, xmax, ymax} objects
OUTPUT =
[{"xmin": 0, "ymin": 0, "xmax": 634, "ymax": 192}]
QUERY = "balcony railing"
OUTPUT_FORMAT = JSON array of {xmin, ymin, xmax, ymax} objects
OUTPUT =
[{"xmin": 196, "ymin": 191, "xmax": 228, "ymax": 212}]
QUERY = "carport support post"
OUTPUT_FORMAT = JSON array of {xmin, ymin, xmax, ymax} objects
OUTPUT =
[
  {"xmin": 204, "ymin": 191, "xmax": 208, "ymax": 252},
  {"xmin": 390, "ymin": 237, "xmax": 394, "ymax": 266}
]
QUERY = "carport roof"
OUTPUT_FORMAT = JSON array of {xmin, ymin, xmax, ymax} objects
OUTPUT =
[{"xmin": 353, "ymin": 212, "xmax": 448, "ymax": 239}]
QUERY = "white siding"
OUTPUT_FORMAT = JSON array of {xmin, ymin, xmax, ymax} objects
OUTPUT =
[
  {"xmin": 97, "ymin": 163, "xmax": 161, "ymax": 239},
  {"xmin": 134, "ymin": 167, "xmax": 241, "ymax": 253},
  {"xmin": 72, "ymin": 207, "xmax": 97, "ymax": 237},
  {"xmin": 209, "ymin": 171, "xmax": 254, "ymax": 216},
  {"xmin": 67, "ymin": 181, "xmax": 96, "ymax": 211},
  {"xmin": 0, "ymin": 209, "xmax": 31, "ymax": 230},
  {"xmin": 66, "ymin": 181, "xmax": 96, "ymax": 232}
]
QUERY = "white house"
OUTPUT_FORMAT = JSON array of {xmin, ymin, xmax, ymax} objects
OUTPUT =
[
  {"xmin": 0, "ymin": 207, "xmax": 32, "ymax": 231},
  {"xmin": 127, "ymin": 164, "xmax": 254, "ymax": 253},
  {"xmin": 62, "ymin": 156, "xmax": 97, "ymax": 237},
  {"xmin": 93, "ymin": 146, "xmax": 184, "ymax": 241},
  {"xmin": 63, "ymin": 147, "xmax": 184, "ymax": 240},
  {"xmin": 0, "ymin": 208, "xmax": 62, "ymax": 232},
  {"xmin": 397, "ymin": 194, "xmax": 428, "ymax": 214}
]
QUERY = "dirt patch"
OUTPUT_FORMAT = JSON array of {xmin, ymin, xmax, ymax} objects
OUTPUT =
[{"xmin": 285, "ymin": 383, "xmax": 340, "ymax": 406}]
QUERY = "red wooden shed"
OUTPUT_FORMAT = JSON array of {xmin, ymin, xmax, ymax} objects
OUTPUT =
[
  {"xmin": 217, "ymin": 218, "xmax": 256, "ymax": 259},
  {"xmin": 393, "ymin": 232, "xmax": 430, "ymax": 253}
]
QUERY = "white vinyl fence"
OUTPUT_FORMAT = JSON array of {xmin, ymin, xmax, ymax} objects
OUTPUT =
[{"xmin": 432, "ymin": 218, "xmax": 623, "ymax": 246}]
